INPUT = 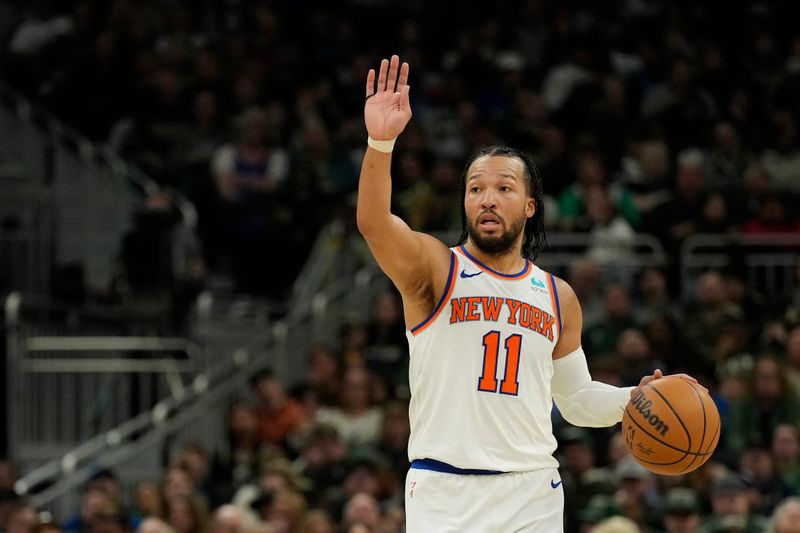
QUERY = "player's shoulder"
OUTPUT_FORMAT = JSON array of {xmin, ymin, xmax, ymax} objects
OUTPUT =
[{"xmin": 543, "ymin": 272, "xmax": 579, "ymax": 311}]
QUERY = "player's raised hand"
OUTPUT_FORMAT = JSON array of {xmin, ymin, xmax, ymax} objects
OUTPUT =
[{"xmin": 364, "ymin": 55, "xmax": 411, "ymax": 141}]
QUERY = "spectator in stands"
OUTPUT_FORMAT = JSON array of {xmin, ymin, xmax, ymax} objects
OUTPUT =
[
  {"xmin": 250, "ymin": 368, "xmax": 307, "ymax": 450},
  {"xmin": 767, "ymin": 497, "xmax": 800, "ymax": 533},
  {"xmin": 364, "ymin": 290, "xmax": 407, "ymax": 397},
  {"xmin": 725, "ymin": 355, "xmax": 800, "ymax": 456},
  {"xmin": 136, "ymin": 517, "xmax": 174, "ymax": 533},
  {"xmin": 583, "ymin": 185, "xmax": 636, "ymax": 273},
  {"xmin": 761, "ymin": 111, "xmax": 800, "ymax": 193},
  {"xmin": 593, "ymin": 515, "xmax": 642, "ymax": 533},
  {"xmin": 557, "ymin": 428, "xmax": 613, "ymax": 533},
  {"xmin": 662, "ymin": 487, "xmax": 703, "ymax": 533},
  {"xmin": 634, "ymin": 267, "xmax": 679, "ymax": 325},
  {"xmin": 772, "ymin": 424, "xmax": 800, "ymax": 494},
  {"xmin": 377, "ymin": 401, "xmax": 411, "ymax": 481},
  {"xmin": 738, "ymin": 442, "xmax": 792, "ymax": 516},
  {"xmin": 300, "ymin": 343, "xmax": 343, "ymax": 409},
  {"xmin": 3, "ymin": 500, "xmax": 38, "ymax": 533},
  {"xmin": 340, "ymin": 493, "xmax": 381, "ymax": 533},
  {"xmin": 620, "ymin": 138, "xmax": 672, "ymax": 215},
  {"xmin": 314, "ymin": 366, "xmax": 382, "ymax": 448},
  {"xmin": 567, "ymin": 257, "xmax": 604, "ymax": 327},
  {"xmin": 700, "ymin": 472, "xmax": 768, "ymax": 533},
  {"xmin": 297, "ymin": 510, "xmax": 335, "ymax": 533},
  {"xmin": 164, "ymin": 495, "xmax": 209, "ymax": 533},
  {"xmin": 89, "ymin": 512, "xmax": 133, "ymax": 533},
  {"xmin": 697, "ymin": 192, "xmax": 735, "ymax": 235},
  {"xmin": 785, "ymin": 326, "xmax": 800, "ymax": 397},
  {"xmin": 172, "ymin": 444, "xmax": 211, "ymax": 504},
  {"xmin": 557, "ymin": 152, "xmax": 640, "ymax": 232},
  {"xmin": 133, "ymin": 481, "xmax": 165, "ymax": 522},
  {"xmin": 684, "ymin": 271, "xmax": 745, "ymax": 372},
  {"xmin": 647, "ymin": 148, "xmax": 708, "ymax": 256},
  {"xmin": 294, "ymin": 423, "xmax": 348, "ymax": 509},
  {"xmin": 613, "ymin": 457, "xmax": 658, "ymax": 531},
  {"xmin": 232, "ymin": 455, "xmax": 310, "ymax": 524},
  {"xmin": 210, "ymin": 402, "xmax": 269, "ymax": 505},
  {"xmin": 616, "ymin": 328, "xmax": 663, "ymax": 387},
  {"xmin": 209, "ymin": 107, "xmax": 290, "ymax": 296},
  {"xmin": 339, "ymin": 322, "xmax": 369, "ymax": 369},
  {"xmin": 584, "ymin": 283, "xmax": 638, "ymax": 356},
  {"xmin": 643, "ymin": 313, "xmax": 695, "ymax": 377},
  {"xmin": 64, "ymin": 483, "xmax": 125, "ymax": 533},
  {"xmin": 704, "ymin": 121, "xmax": 752, "ymax": 195},
  {"xmin": 0, "ymin": 459, "xmax": 13, "ymax": 487},
  {"xmin": 641, "ymin": 57, "xmax": 718, "ymax": 150},
  {"xmin": 161, "ymin": 467, "xmax": 196, "ymax": 505},
  {"xmin": 399, "ymin": 157, "xmax": 462, "ymax": 232},
  {"xmin": 254, "ymin": 489, "xmax": 307, "ymax": 533},
  {"xmin": 742, "ymin": 194, "xmax": 799, "ymax": 234}
]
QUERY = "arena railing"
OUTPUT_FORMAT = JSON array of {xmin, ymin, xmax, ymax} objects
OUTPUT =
[
  {"xmin": 0, "ymin": 83, "xmax": 197, "ymax": 296},
  {"xmin": 680, "ymin": 233, "xmax": 800, "ymax": 304}
]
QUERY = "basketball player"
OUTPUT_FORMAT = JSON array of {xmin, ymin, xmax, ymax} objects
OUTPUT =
[{"xmin": 357, "ymin": 55, "xmax": 698, "ymax": 532}]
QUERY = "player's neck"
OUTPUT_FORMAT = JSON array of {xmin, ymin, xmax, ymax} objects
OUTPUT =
[{"xmin": 464, "ymin": 242, "xmax": 527, "ymax": 274}]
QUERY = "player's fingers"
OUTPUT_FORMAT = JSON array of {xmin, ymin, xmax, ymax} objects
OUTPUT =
[
  {"xmin": 377, "ymin": 58, "xmax": 389, "ymax": 92},
  {"xmin": 398, "ymin": 61, "xmax": 410, "ymax": 90},
  {"xmin": 387, "ymin": 55, "xmax": 400, "ymax": 92},
  {"xmin": 366, "ymin": 69, "xmax": 375, "ymax": 98},
  {"xmin": 400, "ymin": 84, "xmax": 411, "ymax": 106}
]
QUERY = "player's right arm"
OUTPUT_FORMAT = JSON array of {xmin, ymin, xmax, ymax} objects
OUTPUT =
[{"xmin": 356, "ymin": 56, "xmax": 450, "ymax": 323}]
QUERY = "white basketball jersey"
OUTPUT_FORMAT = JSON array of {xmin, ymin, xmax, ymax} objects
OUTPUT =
[{"xmin": 406, "ymin": 245, "xmax": 563, "ymax": 472}]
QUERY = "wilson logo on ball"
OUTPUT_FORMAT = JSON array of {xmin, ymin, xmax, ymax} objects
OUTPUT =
[{"xmin": 630, "ymin": 389, "xmax": 670, "ymax": 436}]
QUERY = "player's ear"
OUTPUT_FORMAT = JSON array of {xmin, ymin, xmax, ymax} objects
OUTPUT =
[{"xmin": 526, "ymin": 198, "xmax": 535, "ymax": 218}]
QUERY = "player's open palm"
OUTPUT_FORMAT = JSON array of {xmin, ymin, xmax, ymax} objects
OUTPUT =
[{"xmin": 365, "ymin": 55, "xmax": 411, "ymax": 141}]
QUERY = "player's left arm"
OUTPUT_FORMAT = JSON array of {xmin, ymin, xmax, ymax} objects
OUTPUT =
[{"xmin": 549, "ymin": 277, "xmax": 701, "ymax": 427}]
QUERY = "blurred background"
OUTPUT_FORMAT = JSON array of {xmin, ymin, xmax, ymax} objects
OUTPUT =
[{"xmin": 0, "ymin": 0, "xmax": 799, "ymax": 532}]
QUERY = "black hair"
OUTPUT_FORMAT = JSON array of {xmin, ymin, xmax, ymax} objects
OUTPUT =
[{"xmin": 456, "ymin": 146, "xmax": 547, "ymax": 260}]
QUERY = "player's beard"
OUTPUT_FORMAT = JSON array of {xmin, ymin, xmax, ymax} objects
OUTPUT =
[{"xmin": 467, "ymin": 212, "xmax": 526, "ymax": 256}]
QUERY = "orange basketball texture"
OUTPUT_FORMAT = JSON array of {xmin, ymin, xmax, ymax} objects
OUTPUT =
[{"xmin": 621, "ymin": 376, "xmax": 721, "ymax": 475}]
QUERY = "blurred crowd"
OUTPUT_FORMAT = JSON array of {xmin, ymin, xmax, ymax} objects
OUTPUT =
[
  {"xmin": 2, "ymin": 0, "xmax": 800, "ymax": 300},
  {"xmin": 2, "ymin": 0, "xmax": 800, "ymax": 531}
]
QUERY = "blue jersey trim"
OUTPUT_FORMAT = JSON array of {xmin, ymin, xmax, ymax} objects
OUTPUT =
[
  {"xmin": 548, "ymin": 272, "xmax": 562, "ymax": 335},
  {"xmin": 411, "ymin": 458, "xmax": 507, "ymax": 475},
  {"xmin": 409, "ymin": 251, "xmax": 456, "ymax": 334},
  {"xmin": 457, "ymin": 245, "xmax": 530, "ymax": 279}
]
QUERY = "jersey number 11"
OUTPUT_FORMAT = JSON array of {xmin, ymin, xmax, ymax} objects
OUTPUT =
[{"xmin": 477, "ymin": 331, "xmax": 522, "ymax": 396}]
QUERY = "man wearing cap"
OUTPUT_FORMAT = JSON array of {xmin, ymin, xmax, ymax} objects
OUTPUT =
[
  {"xmin": 662, "ymin": 487, "xmax": 702, "ymax": 533},
  {"xmin": 699, "ymin": 473, "xmax": 768, "ymax": 533}
]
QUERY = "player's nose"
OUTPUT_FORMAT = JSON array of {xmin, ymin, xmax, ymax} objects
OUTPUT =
[{"xmin": 480, "ymin": 190, "xmax": 497, "ymax": 209}]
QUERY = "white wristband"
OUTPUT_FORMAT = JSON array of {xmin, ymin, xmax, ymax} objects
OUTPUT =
[{"xmin": 367, "ymin": 136, "xmax": 396, "ymax": 153}]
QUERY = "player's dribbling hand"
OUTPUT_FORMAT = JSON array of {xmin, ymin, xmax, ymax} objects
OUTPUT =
[
  {"xmin": 365, "ymin": 55, "xmax": 412, "ymax": 141},
  {"xmin": 634, "ymin": 369, "xmax": 708, "ymax": 395}
]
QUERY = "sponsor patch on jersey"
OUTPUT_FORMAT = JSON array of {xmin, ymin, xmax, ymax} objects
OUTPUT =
[{"xmin": 530, "ymin": 277, "xmax": 549, "ymax": 294}]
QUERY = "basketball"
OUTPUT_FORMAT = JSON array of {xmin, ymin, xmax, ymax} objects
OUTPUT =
[{"xmin": 621, "ymin": 376, "xmax": 720, "ymax": 476}]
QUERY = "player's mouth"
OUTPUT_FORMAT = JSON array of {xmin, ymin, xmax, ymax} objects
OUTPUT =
[{"xmin": 477, "ymin": 212, "xmax": 502, "ymax": 229}]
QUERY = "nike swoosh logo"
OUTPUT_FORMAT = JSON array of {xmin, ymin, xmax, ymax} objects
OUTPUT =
[
  {"xmin": 460, "ymin": 270, "xmax": 482, "ymax": 279},
  {"xmin": 550, "ymin": 479, "xmax": 562, "ymax": 489}
]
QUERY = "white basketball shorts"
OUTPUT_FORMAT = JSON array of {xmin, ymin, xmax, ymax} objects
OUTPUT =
[{"xmin": 405, "ymin": 464, "xmax": 564, "ymax": 532}]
